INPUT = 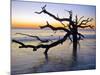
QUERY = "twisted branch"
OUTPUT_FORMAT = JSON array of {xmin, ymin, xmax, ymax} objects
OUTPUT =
[
  {"xmin": 78, "ymin": 18, "xmax": 93, "ymax": 26},
  {"xmin": 12, "ymin": 39, "xmax": 37, "ymax": 51},
  {"xmin": 78, "ymin": 16, "xmax": 84, "ymax": 23},
  {"xmin": 16, "ymin": 33, "xmax": 52, "ymax": 43},
  {"xmin": 78, "ymin": 25, "xmax": 94, "ymax": 28},
  {"xmin": 35, "ymin": 5, "xmax": 74, "ymax": 25},
  {"xmin": 12, "ymin": 33, "xmax": 70, "ymax": 54},
  {"xmin": 40, "ymin": 21, "xmax": 70, "ymax": 33}
]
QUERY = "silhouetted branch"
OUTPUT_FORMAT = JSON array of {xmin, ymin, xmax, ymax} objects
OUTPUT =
[
  {"xmin": 34, "ymin": 5, "xmax": 47, "ymax": 14},
  {"xmin": 64, "ymin": 10, "xmax": 72, "ymax": 19},
  {"xmin": 16, "ymin": 33, "xmax": 52, "ymax": 43},
  {"xmin": 78, "ymin": 25, "xmax": 94, "ymax": 28},
  {"xmin": 78, "ymin": 16, "xmax": 84, "ymax": 23},
  {"xmin": 68, "ymin": 35, "xmax": 72, "ymax": 42},
  {"xmin": 77, "ymin": 33, "xmax": 85, "ymax": 38},
  {"xmin": 64, "ymin": 10, "xmax": 74, "ymax": 31},
  {"xmin": 35, "ymin": 5, "xmax": 75, "ymax": 26},
  {"xmin": 12, "ymin": 39, "xmax": 37, "ymax": 51},
  {"xmin": 77, "ymin": 33, "xmax": 85, "ymax": 41},
  {"xmin": 40, "ymin": 21, "xmax": 70, "ymax": 33},
  {"xmin": 13, "ymin": 5, "xmax": 94, "ymax": 56},
  {"xmin": 61, "ymin": 22, "xmax": 67, "ymax": 28},
  {"xmin": 75, "ymin": 15, "xmax": 78, "ymax": 25},
  {"xmin": 56, "ymin": 14, "xmax": 67, "ymax": 27},
  {"xmin": 12, "ymin": 39, "xmax": 25, "ymax": 46},
  {"xmin": 12, "ymin": 33, "xmax": 70, "ymax": 54},
  {"xmin": 78, "ymin": 18, "xmax": 93, "ymax": 26},
  {"xmin": 77, "ymin": 35, "xmax": 83, "ymax": 40}
]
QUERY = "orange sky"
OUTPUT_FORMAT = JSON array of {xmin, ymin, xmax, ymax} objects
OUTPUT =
[
  {"xmin": 12, "ymin": 19, "xmax": 96, "ymax": 29},
  {"xmin": 12, "ymin": 20, "xmax": 68, "ymax": 29},
  {"xmin": 12, "ymin": 1, "xmax": 96, "ymax": 29},
  {"xmin": 12, "ymin": 20, "xmax": 40, "ymax": 29}
]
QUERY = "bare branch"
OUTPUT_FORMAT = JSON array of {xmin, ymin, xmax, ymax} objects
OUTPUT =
[
  {"xmin": 78, "ymin": 25, "xmax": 94, "ymax": 29},
  {"xmin": 12, "ymin": 33, "xmax": 70, "ymax": 54},
  {"xmin": 12, "ymin": 39, "xmax": 37, "ymax": 51},
  {"xmin": 12, "ymin": 39, "xmax": 25, "ymax": 46},
  {"xmin": 35, "ymin": 5, "xmax": 74, "ymax": 25},
  {"xmin": 56, "ymin": 14, "xmax": 67, "ymax": 27},
  {"xmin": 64, "ymin": 10, "xmax": 72, "ymax": 19},
  {"xmin": 75, "ymin": 15, "xmax": 78, "ymax": 25},
  {"xmin": 40, "ymin": 21, "xmax": 70, "ymax": 33},
  {"xmin": 68, "ymin": 35, "xmax": 72, "ymax": 42},
  {"xmin": 78, "ymin": 16, "xmax": 84, "ymax": 23},
  {"xmin": 77, "ymin": 33, "xmax": 85, "ymax": 38},
  {"xmin": 16, "ymin": 33, "xmax": 52, "ymax": 43},
  {"xmin": 64, "ymin": 10, "xmax": 74, "ymax": 30},
  {"xmin": 42, "ymin": 5, "xmax": 47, "ymax": 10},
  {"xmin": 34, "ymin": 5, "xmax": 47, "ymax": 14},
  {"xmin": 77, "ymin": 35, "xmax": 83, "ymax": 40},
  {"xmin": 65, "ymin": 10, "xmax": 72, "ymax": 14},
  {"xmin": 60, "ymin": 22, "xmax": 67, "ymax": 28},
  {"xmin": 78, "ymin": 18, "xmax": 93, "ymax": 26}
]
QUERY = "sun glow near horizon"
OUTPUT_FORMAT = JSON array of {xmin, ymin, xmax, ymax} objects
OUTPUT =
[{"xmin": 12, "ymin": 0, "xmax": 96, "ymax": 29}]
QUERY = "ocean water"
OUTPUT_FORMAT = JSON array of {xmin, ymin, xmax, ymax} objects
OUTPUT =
[{"xmin": 11, "ymin": 28, "xmax": 96, "ymax": 75}]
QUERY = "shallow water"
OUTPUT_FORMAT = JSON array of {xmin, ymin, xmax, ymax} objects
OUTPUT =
[{"xmin": 11, "ymin": 29, "xmax": 96, "ymax": 75}]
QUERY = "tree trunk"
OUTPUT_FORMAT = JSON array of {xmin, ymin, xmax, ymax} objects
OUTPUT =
[{"xmin": 72, "ymin": 27, "xmax": 78, "ymax": 57}]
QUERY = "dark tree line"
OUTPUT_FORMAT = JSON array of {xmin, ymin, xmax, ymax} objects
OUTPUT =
[{"xmin": 12, "ymin": 5, "xmax": 94, "ymax": 58}]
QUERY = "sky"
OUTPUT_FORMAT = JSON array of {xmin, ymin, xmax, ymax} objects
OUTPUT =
[{"xmin": 12, "ymin": 0, "xmax": 96, "ymax": 29}]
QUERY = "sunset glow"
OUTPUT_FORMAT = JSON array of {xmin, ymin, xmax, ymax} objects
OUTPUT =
[{"xmin": 12, "ymin": 0, "xmax": 96, "ymax": 29}]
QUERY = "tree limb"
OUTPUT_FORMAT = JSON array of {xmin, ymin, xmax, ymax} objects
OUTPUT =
[
  {"xmin": 78, "ymin": 25, "xmax": 94, "ymax": 28},
  {"xmin": 78, "ymin": 33, "xmax": 84, "ymax": 37},
  {"xmin": 64, "ymin": 10, "xmax": 72, "ymax": 19},
  {"xmin": 75, "ymin": 15, "xmax": 78, "ymax": 25},
  {"xmin": 35, "ymin": 5, "xmax": 74, "ymax": 24},
  {"xmin": 78, "ymin": 16, "xmax": 84, "ymax": 23},
  {"xmin": 68, "ymin": 35, "xmax": 72, "ymax": 42},
  {"xmin": 16, "ymin": 33, "xmax": 52, "ymax": 43},
  {"xmin": 56, "ymin": 14, "xmax": 67, "ymax": 27},
  {"xmin": 40, "ymin": 21, "xmax": 70, "ymax": 33},
  {"xmin": 12, "ymin": 33, "xmax": 70, "ymax": 54},
  {"xmin": 12, "ymin": 39, "xmax": 25, "ymax": 46},
  {"xmin": 78, "ymin": 18, "xmax": 93, "ymax": 26},
  {"xmin": 12, "ymin": 39, "xmax": 37, "ymax": 51}
]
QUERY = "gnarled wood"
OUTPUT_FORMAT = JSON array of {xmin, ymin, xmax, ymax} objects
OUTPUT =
[{"xmin": 12, "ymin": 5, "xmax": 94, "ymax": 56}]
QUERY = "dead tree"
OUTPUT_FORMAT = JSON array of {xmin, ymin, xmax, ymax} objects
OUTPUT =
[{"xmin": 12, "ymin": 5, "xmax": 94, "ymax": 56}]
